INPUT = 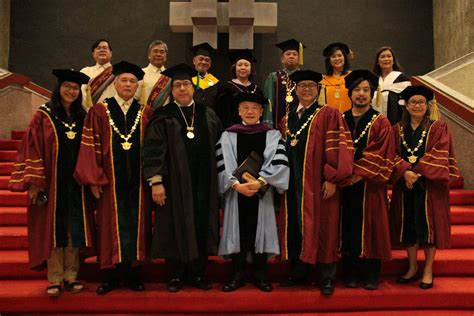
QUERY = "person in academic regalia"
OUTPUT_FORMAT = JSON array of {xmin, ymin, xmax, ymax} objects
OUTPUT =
[
  {"xmin": 371, "ymin": 46, "xmax": 411, "ymax": 125},
  {"xmin": 137, "ymin": 40, "xmax": 171, "ymax": 110},
  {"xmin": 278, "ymin": 70, "xmax": 353, "ymax": 296},
  {"xmin": 263, "ymin": 39, "xmax": 305, "ymax": 131},
  {"xmin": 216, "ymin": 92, "xmax": 289, "ymax": 292},
  {"xmin": 319, "ymin": 42, "xmax": 353, "ymax": 113},
  {"xmin": 215, "ymin": 49, "xmax": 263, "ymax": 129},
  {"xmin": 80, "ymin": 39, "xmax": 116, "ymax": 110},
  {"xmin": 390, "ymin": 86, "xmax": 459, "ymax": 289},
  {"xmin": 74, "ymin": 61, "xmax": 153, "ymax": 295},
  {"xmin": 340, "ymin": 70, "xmax": 395, "ymax": 290},
  {"xmin": 142, "ymin": 63, "xmax": 222, "ymax": 293},
  {"xmin": 9, "ymin": 69, "xmax": 93, "ymax": 297},
  {"xmin": 191, "ymin": 42, "xmax": 220, "ymax": 111}
]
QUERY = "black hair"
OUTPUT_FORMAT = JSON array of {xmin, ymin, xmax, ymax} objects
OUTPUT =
[
  {"xmin": 347, "ymin": 77, "xmax": 375, "ymax": 98},
  {"xmin": 48, "ymin": 81, "xmax": 86, "ymax": 123},
  {"xmin": 91, "ymin": 39, "xmax": 112, "ymax": 52},
  {"xmin": 325, "ymin": 46, "xmax": 350, "ymax": 75}
]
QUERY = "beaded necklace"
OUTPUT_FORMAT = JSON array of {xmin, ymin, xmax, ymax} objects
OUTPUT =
[
  {"xmin": 103, "ymin": 100, "xmax": 143, "ymax": 151},
  {"xmin": 399, "ymin": 126, "xmax": 427, "ymax": 163},
  {"xmin": 41, "ymin": 105, "xmax": 77, "ymax": 140}
]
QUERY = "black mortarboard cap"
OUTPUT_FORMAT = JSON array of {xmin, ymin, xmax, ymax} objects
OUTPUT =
[
  {"xmin": 52, "ymin": 69, "xmax": 90, "ymax": 85},
  {"xmin": 275, "ymin": 39, "xmax": 306, "ymax": 52},
  {"xmin": 400, "ymin": 86, "xmax": 434, "ymax": 101},
  {"xmin": 323, "ymin": 42, "xmax": 350, "ymax": 57},
  {"xmin": 112, "ymin": 61, "xmax": 145, "ymax": 80},
  {"xmin": 161, "ymin": 63, "xmax": 198, "ymax": 81},
  {"xmin": 235, "ymin": 92, "xmax": 268, "ymax": 106},
  {"xmin": 228, "ymin": 49, "xmax": 256, "ymax": 64},
  {"xmin": 190, "ymin": 42, "xmax": 215, "ymax": 58},
  {"xmin": 344, "ymin": 69, "xmax": 379, "ymax": 90},
  {"xmin": 289, "ymin": 70, "xmax": 322, "ymax": 84}
]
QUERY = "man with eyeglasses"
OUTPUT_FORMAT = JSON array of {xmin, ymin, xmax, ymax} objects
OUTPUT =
[
  {"xmin": 143, "ymin": 63, "xmax": 222, "ymax": 293},
  {"xmin": 74, "ymin": 61, "xmax": 154, "ymax": 295},
  {"xmin": 190, "ymin": 42, "xmax": 220, "ymax": 111},
  {"xmin": 339, "ymin": 70, "xmax": 395, "ymax": 291},
  {"xmin": 278, "ymin": 70, "xmax": 353, "ymax": 296},
  {"xmin": 80, "ymin": 39, "xmax": 116, "ymax": 110},
  {"xmin": 138, "ymin": 40, "xmax": 172, "ymax": 110}
]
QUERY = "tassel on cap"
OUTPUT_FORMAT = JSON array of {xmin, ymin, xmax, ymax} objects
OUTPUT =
[
  {"xmin": 318, "ymin": 84, "xmax": 326, "ymax": 106},
  {"xmin": 268, "ymin": 99, "xmax": 273, "ymax": 113},
  {"xmin": 375, "ymin": 85, "xmax": 382, "ymax": 108},
  {"xmin": 430, "ymin": 94, "xmax": 440, "ymax": 121},
  {"xmin": 85, "ymin": 84, "xmax": 93, "ymax": 109},
  {"xmin": 139, "ymin": 82, "xmax": 147, "ymax": 105},
  {"xmin": 299, "ymin": 42, "xmax": 304, "ymax": 66}
]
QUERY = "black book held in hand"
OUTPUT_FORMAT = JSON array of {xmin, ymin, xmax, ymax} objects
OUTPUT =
[{"xmin": 232, "ymin": 151, "xmax": 268, "ymax": 199}]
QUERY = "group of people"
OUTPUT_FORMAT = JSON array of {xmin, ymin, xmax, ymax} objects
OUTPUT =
[{"xmin": 8, "ymin": 38, "xmax": 459, "ymax": 298}]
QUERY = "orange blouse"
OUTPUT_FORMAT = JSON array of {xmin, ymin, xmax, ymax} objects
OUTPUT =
[{"xmin": 320, "ymin": 72, "xmax": 352, "ymax": 113}]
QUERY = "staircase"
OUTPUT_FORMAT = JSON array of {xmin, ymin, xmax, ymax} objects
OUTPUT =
[{"xmin": 1, "ymin": 131, "xmax": 474, "ymax": 315}]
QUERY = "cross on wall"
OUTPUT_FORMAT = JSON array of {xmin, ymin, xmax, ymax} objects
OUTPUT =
[{"xmin": 169, "ymin": 0, "xmax": 277, "ymax": 49}]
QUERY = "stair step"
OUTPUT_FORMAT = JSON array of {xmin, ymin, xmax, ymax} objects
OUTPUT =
[
  {"xmin": 0, "ymin": 176, "xmax": 11, "ymax": 190},
  {"xmin": 0, "ymin": 140, "xmax": 20, "ymax": 151},
  {"xmin": 0, "ymin": 150, "xmax": 17, "ymax": 162},
  {"xmin": 0, "ymin": 278, "xmax": 473, "ymax": 314},
  {"xmin": 0, "ymin": 207, "xmax": 27, "ymax": 226},
  {"xmin": 0, "ymin": 226, "xmax": 28, "ymax": 249},
  {"xmin": 0, "ymin": 190, "xmax": 28, "ymax": 206},
  {"xmin": 451, "ymin": 205, "xmax": 474, "ymax": 224},
  {"xmin": 0, "ymin": 162, "xmax": 14, "ymax": 176},
  {"xmin": 450, "ymin": 189, "xmax": 474, "ymax": 205},
  {"xmin": 1, "ymin": 248, "xmax": 474, "ymax": 281},
  {"xmin": 11, "ymin": 130, "xmax": 25, "ymax": 141}
]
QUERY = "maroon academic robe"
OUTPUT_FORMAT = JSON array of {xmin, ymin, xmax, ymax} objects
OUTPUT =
[
  {"xmin": 390, "ymin": 120, "xmax": 460, "ymax": 248},
  {"xmin": 279, "ymin": 105, "xmax": 353, "ymax": 264},
  {"xmin": 342, "ymin": 112, "xmax": 395, "ymax": 260},
  {"xmin": 74, "ymin": 99, "xmax": 153, "ymax": 269},
  {"xmin": 9, "ymin": 108, "xmax": 94, "ymax": 270}
]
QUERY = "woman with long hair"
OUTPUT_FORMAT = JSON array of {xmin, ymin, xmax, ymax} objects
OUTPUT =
[
  {"xmin": 215, "ymin": 49, "xmax": 262, "ymax": 129},
  {"xmin": 372, "ymin": 46, "xmax": 411, "ymax": 125},
  {"xmin": 390, "ymin": 86, "xmax": 459, "ymax": 289},
  {"xmin": 9, "ymin": 69, "xmax": 94, "ymax": 296},
  {"xmin": 320, "ymin": 42, "xmax": 352, "ymax": 113}
]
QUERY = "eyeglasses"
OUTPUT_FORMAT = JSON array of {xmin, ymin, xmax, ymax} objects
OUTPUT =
[
  {"xmin": 172, "ymin": 81, "xmax": 193, "ymax": 89},
  {"xmin": 407, "ymin": 99, "xmax": 427, "ymax": 106},
  {"xmin": 296, "ymin": 83, "xmax": 318, "ymax": 90},
  {"xmin": 62, "ymin": 83, "xmax": 80, "ymax": 92}
]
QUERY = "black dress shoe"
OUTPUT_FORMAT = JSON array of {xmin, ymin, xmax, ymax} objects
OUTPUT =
[
  {"xmin": 126, "ymin": 281, "xmax": 145, "ymax": 291},
  {"xmin": 167, "ymin": 278, "xmax": 183, "ymax": 293},
  {"xmin": 320, "ymin": 278, "xmax": 335, "ymax": 296},
  {"xmin": 254, "ymin": 279, "xmax": 273, "ymax": 292},
  {"xmin": 280, "ymin": 276, "xmax": 306, "ymax": 287},
  {"xmin": 191, "ymin": 277, "xmax": 212, "ymax": 290},
  {"xmin": 222, "ymin": 279, "xmax": 245, "ymax": 292},
  {"xmin": 419, "ymin": 277, "xmax": 434, "ymax": 289},
  {"xmin": 96, "ymin": 281, "xmax": 120, "ymax": 295},
  {"xmin": 396, "ymin": 274, "xmax": 418, "ymax": 284},
  {"xmin": 363, "ymin": 280, "xmax": 379, "ymax": 291}
]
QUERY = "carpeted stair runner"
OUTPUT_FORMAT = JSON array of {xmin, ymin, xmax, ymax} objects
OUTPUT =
[{"xmin": 0, "ymin": 132, "xmax": 473, "ymax": 314}]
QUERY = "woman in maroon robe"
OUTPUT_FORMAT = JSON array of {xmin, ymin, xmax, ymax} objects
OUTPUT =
[
  {"xmin": 390, "ymin": 86, "xmax": 459, "ymax": 289},
  {"xmin": 9, "ymin": 69, "xmax": 94, "ymax": 296}
]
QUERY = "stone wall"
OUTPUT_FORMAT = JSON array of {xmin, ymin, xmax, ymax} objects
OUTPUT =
[
  {"xmin": 433, "ymin": 0, "xmax": 474, "ymax": 67},
  {"xmin": 0, "ymin": 0, "xmax": 10, "ymax": 69}
]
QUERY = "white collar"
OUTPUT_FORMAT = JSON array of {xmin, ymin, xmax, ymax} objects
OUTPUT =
[
  {"xmin": 114, "ymin": 94, "xmax": 133, "ymax": 106},
  {"xmin": 95, "ymin": 62, "xmax": 111, "ymax": 70},
  {"xmin": 148, "ymin": 63, "xmax": 165, "ymax": 73},
  {"xmin": 176, "ymin": 100, "xmax": 194, "ymax": 108}
]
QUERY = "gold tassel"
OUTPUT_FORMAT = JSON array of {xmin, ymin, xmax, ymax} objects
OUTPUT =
[
  {"xmin": 140, "ymin": 82, "xmax": 147, "ymax": 105},
  {"xmin": 299, "ymin": 42, "xmax": 304, "ymax": 66},
  {"xmin": 430, "ymin": 94, "xmax": 440, "ymax": 121},
  {"xmin": 318, "ymin": 84, "xmax": 326, "ymax": 106},
  {"xmin": 268, "ymin": 98, "xmax": 272, "ymax": 113},
  {"xmin": 85, "ymin": 84, "xmax": 93, "ymax": 109},
  {"xmin": 375, "ymin": 85, "xmax": 382, "ymax": 108}
]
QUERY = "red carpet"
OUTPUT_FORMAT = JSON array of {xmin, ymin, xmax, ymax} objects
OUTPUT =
[{"xmin": 0, "ymin": 134, "xmax": 473, "ymax": 314}]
